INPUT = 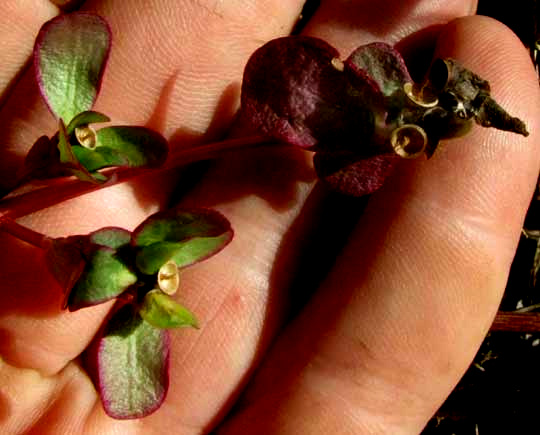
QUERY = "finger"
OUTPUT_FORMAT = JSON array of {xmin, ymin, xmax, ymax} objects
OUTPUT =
[
  {"xmin": 0, "ymin": 0, "xmax": 304, "ymax": 375},
  {"xmin": 164, "ymin": 0, "xmax": 478, "ymax": 432},
  {"xmin": 0, "ymin": 1, "xmax": 58, "ymax": 101},
  {"xmin": 302, "ymin": 0, "xmax": 478, "ymax": 53},
  {"xmin": 217, "ymin": 14, "xmax": 539, "ymax": 435}
]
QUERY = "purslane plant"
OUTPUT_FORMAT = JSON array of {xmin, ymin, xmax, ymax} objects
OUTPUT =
[
  {"xmin": 0, "ymin": 12, "xmax": 529, "ymax": 420},
  {"xmin": 0, "ymin": 12, "xmax": 234, "ymax": 419},
  {"xmin": 47, "ymin": 207, "xmax": 233, "ymax": 418},
  {"xmin": 7, "ymin": 13, "xmax": 168, "ymax": 195}
]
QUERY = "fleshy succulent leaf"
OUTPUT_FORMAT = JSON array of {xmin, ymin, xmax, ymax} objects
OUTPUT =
[
  {"xmin": 136, "ymin": 233, "xmax": 233, "ymax": 275},
  {"xmin": 314, "ymin": 152, "xmax": 400, "ymax": 197},
  {"xmin": 71, "ymin": 126, "xmax": 169, "ymax": 172},
  {"xmin": 241, "ymin": 35, "xmax": 377, "ymax": 152},
  {"xmin": 66, "ymin": 110, "xmax": 110, "ymax": 135},
  {"xmin": 139, "ymin": 289, "xmax": 198, "ymax": 329},
  {"xmin": 68, "ymin": 245, "xmax": 137, "ymax": 311},
  {"xmin": 132, "ymin": 208, "xmax": 233, "ymax": 274},
  {"xmin": 34, "ymin": 13, "xmax": 111, "ymax": 123},
  {"xmin": 92, "ymin": 305, "xmax": 170, "ymax": 419},
  {"xmin": 89, "ymin": 227, "xmax": 132, "ymax": 249},
  {"xmin": 132, "ymin": 208, "xmax": 232, "ymax": 247}
]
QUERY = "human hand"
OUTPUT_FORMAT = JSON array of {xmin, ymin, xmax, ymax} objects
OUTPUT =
[{"xmin": 1, "ymin": 1, "xmax": 539, "ymax": 434}]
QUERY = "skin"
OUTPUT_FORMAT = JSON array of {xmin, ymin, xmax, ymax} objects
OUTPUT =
[{"xmin": 0, "ymin": 0, "xmax": 539, "ymax": 433}]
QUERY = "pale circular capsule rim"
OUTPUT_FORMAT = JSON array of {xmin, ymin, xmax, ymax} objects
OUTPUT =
[
  {"xmin": 403, "ymin": 82, "xmax": 439, "ymax": 108},
  {"xmin": 390, "ymin": 124, "xmax": 428, "ymax": 159}
]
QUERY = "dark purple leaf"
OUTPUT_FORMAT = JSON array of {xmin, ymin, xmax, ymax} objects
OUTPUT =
[
  {"xmin": 241, "ymin": 35, "xmax": 379, "ymax": 152},
  {"xmin": 314, "ymin": 152, "xmax": 399, "ymax": 197}
]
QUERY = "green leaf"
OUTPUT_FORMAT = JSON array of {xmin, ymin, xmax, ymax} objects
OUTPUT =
[
  {"xmin": 68, "ymin": 246, "xmax": 137, "ymax": 311},
  {"xmin": 66, "ymin": 110, "xmax": 110, "ymax": 135},
  {"xmin": 95, "ymin": 126, "xmax": 169, "ymax": 168},
  {"xmin": 89, "ymin": 227, "xmax": 131, "ymax": 249},
  {"xmin": 71, "ymin": 145, "xmax": 126, "ymax": 172},
  {"xmin": 34, "ymin": 13, "xmax": 111, "ymax": 123},
  {"xmin": 58, "ymin": 119, "xmax": 107, "ymax": 183},
  {"xmin": 131, "ymin": 208, "xmax": 233, "ymax": 275},
  {"xmin": 136, "ymin": 233, "xmax": 232, "ymax": 275},
  {"xmin": 132, "ymin": 208, "xmax": 232, "ymax": 248},
  {"xmin": 70, "ymin": 126, "xmax": 169, "ymax": 173},
  {"xmin": 140, "ymin": 289, "xmax": 198, "ymax": 329},
  {"xmin": 95, "ymin": 305, "xmax": 169, "ymax": 419}
]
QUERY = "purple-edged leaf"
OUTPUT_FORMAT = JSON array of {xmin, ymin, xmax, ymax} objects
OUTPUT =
[
  {"xmin": 94, "ymin": 305, "xmax": 170, "ymax": 419},
  {"xmin": 72, "ymin": 126, "xmax": 169, "ymax": 172},
  {"xmin": 314, "ymin": 152, "xmax": 400, "ymax": 197},
  {"xmin": 140, "ymin": 290, "xmax": 198, "ymax": 329},
  {"xmin": 58, "ymin": 119, "xmax": 107, "ymax": 183},
  {"xmin": 34, "ymin": 13, "xmax": 111, "ymax": 123},
  {"xmin": 66, "ymin": 110, "xmax": 110, "ymax": 135},
  {"xmin": 46, "ymin": 228, "xmax": 134, "ymax": 310},
  {"xmin": 345, "ymin": 42, "xmax": 411, "ymax": 98},
  {"xmin": 132, "ymin": 208, "xmax": 233, "ymax": 274},
  {"xmin": 68, "ymin": 246, "xmax": 137, "ymax": 311},
  {"xmin": 241, "ymin": 36, "xmax": 377, "ymax": 152}
]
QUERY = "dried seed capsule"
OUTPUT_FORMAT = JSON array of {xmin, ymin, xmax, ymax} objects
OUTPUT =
[
  {"xmin": 403, "ymin": 82, "xmax": 438, "ymax": 108},
  {"xmin": 158, "ymin": 260, "xmax": 180, "ymax": 295},
  {"xmin": 75, "ymin": 125, "xmax": 97, "ymax": 149},
  {"xmin": 390, "ymin": 124, "xmax": 427, "ymax": 158}
]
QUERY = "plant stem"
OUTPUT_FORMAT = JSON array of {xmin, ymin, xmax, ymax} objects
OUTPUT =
[
  {"xmin": 0, "ymin": 214, "xmax": 52, "ymax": 249},
  {"xmin": 0, "ymin": 135, "xmax": 281, "ymax": 219},
  {"xmin": 491, "ymin": 311, "xmax": 540, "ymax": 332}
]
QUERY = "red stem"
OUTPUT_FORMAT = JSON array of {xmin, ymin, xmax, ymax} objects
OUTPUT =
[
  {"xmin": 0, "ymin": 213, "xmax": 52, "ymax": 249},
  {"xmin": 0, "ymin": 135, "xmax": 280, "ymax": 219}
]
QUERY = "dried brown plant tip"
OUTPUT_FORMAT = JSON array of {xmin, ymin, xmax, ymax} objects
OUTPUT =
[{"xmin": 426, "ymin": 58, "xmax": 529, "ymax": 137}]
